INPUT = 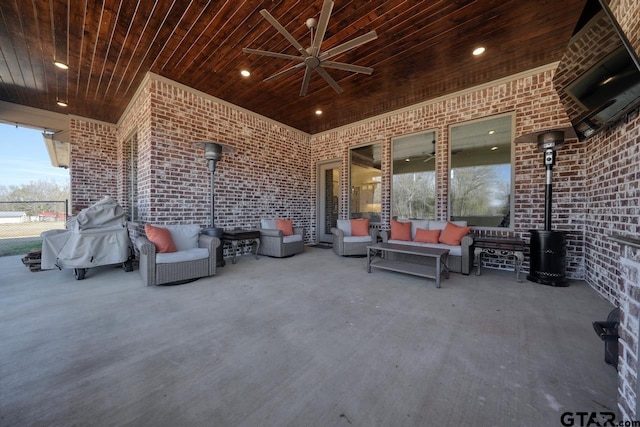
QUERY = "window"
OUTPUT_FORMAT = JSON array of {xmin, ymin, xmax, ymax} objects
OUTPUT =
[
  {"xmin": 349, "ymin": 142, "xmax": 381, "ymax": 223},
  {"xmin": 449, "ymin": 114, "xmax": 513, "ymax": 228},
  {"xmin": 124, "ymin": 133, "xmax": 138, "ymax": 221},
  {"xmin": 392, "ymin": 130, "xmax": 437, "ymax": 219}
]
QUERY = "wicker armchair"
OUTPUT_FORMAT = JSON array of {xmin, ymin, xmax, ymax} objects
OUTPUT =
[
  {"xmin": 135, "ymin": 224, "xmax": 220, "ymax": 286},
  {"xmin": 258, "ymin": 219, "xmax": 304, "ymax": 258},
  {"xmin": 331, "ymin": 219, "xmax": 378, "ymax": 256}
]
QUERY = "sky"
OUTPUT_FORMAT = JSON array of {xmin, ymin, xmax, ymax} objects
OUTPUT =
[{"xmin": 0, "ymin": 123, "xmax": 70, "ymax": 187}]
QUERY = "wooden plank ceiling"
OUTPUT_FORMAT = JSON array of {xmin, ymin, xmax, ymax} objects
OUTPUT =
[{"xmin": 0, "ymin": 0, "xmax": 587, "ymax": 134}]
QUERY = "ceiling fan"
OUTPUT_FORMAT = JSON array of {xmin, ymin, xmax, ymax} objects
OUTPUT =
[
  {"xmin": 423, "ymin": 141, "xmax": 462, "ymax": 162},
  {"xmin": 242, "ymin": 0, "xmax": 377, "ymax": 96},
  {"xmin": 423, "ymin": 141, "xmax": 436, "ymax": 163}
]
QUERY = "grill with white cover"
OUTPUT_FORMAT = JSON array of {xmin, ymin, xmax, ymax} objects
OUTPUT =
[{"xmin": 40, "ymin": 196, "xmax": 134, "ymax": 280}]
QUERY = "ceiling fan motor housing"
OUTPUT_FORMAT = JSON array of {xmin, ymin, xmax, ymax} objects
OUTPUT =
[{"xmin": 306, "ymin": 18, "xmax": 317, "ymax": 29}]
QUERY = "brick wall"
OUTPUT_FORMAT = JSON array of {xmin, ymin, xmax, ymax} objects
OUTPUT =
[
  {"xmin": 69, "ymin": 118, "xmax": 118, "ymax": 212},
  {"xmin": 584, "ymin": 110, "xmax": 640, "ymax": 302},
  {"xmin": 118, "ymin": 75, "xmax": 312, "ymax": 241},
  {"xmin": 586, "ymin": 108, "xmax": 640, "ymax": 420},
  {"xmin": 617, "ymin": 243, "xmax": 640, "ymax": 419},
  {"xmin": 587, "ymin": 0, "xmax": 640, "ymax": 420},
  {"xmin": 310, "ymin": 66, "xmax": 586, "ymax": 278},
  {"xmin": 613, "ymin": 0, "xmax": 640, "ymax": 59},
  {"xmin": 116, "ymin": 83, "xmax": 151, "ymax": 220}
]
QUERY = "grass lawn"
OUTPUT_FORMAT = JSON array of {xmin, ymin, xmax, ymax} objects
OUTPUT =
[{"xmin": 0, "ymin": 221, "xmax": 64, "ymax": 257}]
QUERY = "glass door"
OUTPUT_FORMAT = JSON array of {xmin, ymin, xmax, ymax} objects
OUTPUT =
[{"xmin": 318, "ymin": 161, "xmax": 340, "ymax": 243}]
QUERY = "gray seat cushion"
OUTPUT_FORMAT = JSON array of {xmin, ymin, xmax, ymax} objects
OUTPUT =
[{"xmin": 156, "ymin": 247, "xmax": 210, "ymax": 264}]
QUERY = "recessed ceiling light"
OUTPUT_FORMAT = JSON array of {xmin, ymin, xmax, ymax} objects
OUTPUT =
[
  {"xmin": 405, "ymin": 158, "xmax": 410, "ymax": 162},
  {"xmin": 54, "ymin": 61, "xmax": 68, "ymax": 70},
  {"xmin": 315, "ymin": 109, "xmax": 322, "ymax": 115},
  {"xmin": 57, "ymin": 100, "xmax": 68, "ymax": 107},
  {"xmin": 240, "ymin": 70, "xmax": 250, "ymax": 77},
  {"xmin": 472, "ymin": 47, "xmax": 486, "ymax": 56},
  {"xmin": 488, "ymin": 129, "xmax": 495, "ymax": 135},
  {"xmin": 491, "ymin": 146, "xmax": 498, "ymax": 151}
]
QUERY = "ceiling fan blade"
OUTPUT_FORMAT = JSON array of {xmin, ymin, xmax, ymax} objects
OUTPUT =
[
  {"xmin": 320, "ymin": 30, "xmax": 377, "ymax": 60},
  {"xmin": 314, "ymin": 66, "xmax": 343, "ymax": 94},
  {"xmin": 259, "ymin": 9, "xmax": 309, "ymax": 57},
  {"xmin": 242, "ymin": 48, "xmax": 303, "ymax": 62},
  {"xmin": 321, "ymin": 60, "xmax": 373, "ymax": 75},
  {"xmin": 264, "ymin": 63, "xmax": 306, "ymax": 81},
  {"xmin": 311, "ymin": 0, "xmax": 334, "ymax": 57},
  {"xmin": 300, "ymin": 67, "xmax": 312, "ymax": 96}
]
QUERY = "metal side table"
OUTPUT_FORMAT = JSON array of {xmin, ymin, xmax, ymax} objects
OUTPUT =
[
  {"xmin": 474, "ymin": 236, "xmax": 525, "ymax": 282},
  {"xmin": 222, "ymin": 229, "xmax": 260, "ymax": 264}
]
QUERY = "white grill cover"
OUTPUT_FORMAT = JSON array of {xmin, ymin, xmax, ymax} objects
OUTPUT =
[{"xmin": 40, "ymin": 196, "xmax": 131, "ymax": 270}]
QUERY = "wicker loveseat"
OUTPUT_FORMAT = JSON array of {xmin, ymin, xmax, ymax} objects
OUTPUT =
[
  {"xmin": 135, "ymin": 224, "xmax": 220, "ymax": 286},
  {"xmin": 379, "ymin": 219, "xmax": 474, "ymax": 274}
]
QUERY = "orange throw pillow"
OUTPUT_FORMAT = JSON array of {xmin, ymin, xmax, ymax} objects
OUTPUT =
[
  {"xmin": 390, "ymin": 219, "xmax": 412, "ymax": 241},
  {"xmin": 439, "ymin": 222, "xmax": 471, "ymax": 246},
  {"xmin": 350, "ymin": 218, "xmax": 370, "ymax": 236},
  {"xmin": 414, "ymin": 228, "xmax": 440, "ymax": 243},
  {"xmin": 276, "ymin": 218, "xmax": 294, "ymax": 236},
  {"xmin": 145, "ymin": 224, "xmax": 177, "ymax": 253}
]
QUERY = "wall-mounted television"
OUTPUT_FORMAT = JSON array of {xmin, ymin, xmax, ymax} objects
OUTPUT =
[{"xmin": 553, "ymin": 0, "xmax": 640, "ymax": 141}]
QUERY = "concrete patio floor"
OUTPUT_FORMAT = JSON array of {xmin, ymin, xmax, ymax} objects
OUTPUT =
[{"xmin": 0, "ymin": 247, "xmax": 618, "ymax": 426}]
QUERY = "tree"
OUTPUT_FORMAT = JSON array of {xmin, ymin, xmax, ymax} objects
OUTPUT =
[
  {"xmin": 393, "ymin": 172, "xmax": 436, "ymax": 218},
  {"xmin": 0, "ymin": 179, "xmax": 70, "ymax": 216},
  {"xmin": 450, "ymin": 166, "xmax": 503, "ymax": 217}
]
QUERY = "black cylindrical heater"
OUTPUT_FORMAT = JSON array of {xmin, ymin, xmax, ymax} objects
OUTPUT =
[
  {"xmin": 528, "ymin": 229, "xmax": 567, "ymax": 286},
  {"xmin": 517, "ymin": 128, "xmax": 574, "ymax": 287}
]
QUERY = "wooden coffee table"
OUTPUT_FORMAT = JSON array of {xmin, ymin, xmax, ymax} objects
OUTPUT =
[{"xmin": 367, "ymin": 243, "xmax": 449, "ymax": 288}]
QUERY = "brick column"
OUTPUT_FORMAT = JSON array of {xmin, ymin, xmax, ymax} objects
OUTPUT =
[{"xmin": 613, "ymin": 237, "xmax": 640, "ymax": 420}]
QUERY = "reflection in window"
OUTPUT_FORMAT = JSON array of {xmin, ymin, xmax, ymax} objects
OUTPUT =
[
  {"xmin": 349, "ymin": 143, "xmax": 381, "ymax": 223},
  {"xmin": 392, "ymin": 131, "xmax": 436, "ymax": 219},
  {"xmin": 323, "ymin": 167, "xmax": 339, "ymax": 235},
  {"xmin": 449, "ymin": 114, "xmax": 513, "ymax": 228},
  {"xmin": 124, "ymin": 133, "xmax": 138, "ymax": 221}
]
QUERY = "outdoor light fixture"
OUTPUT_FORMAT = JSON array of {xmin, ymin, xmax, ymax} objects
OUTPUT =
[{"xmin": 191, "ymin": 141, "xmax": 235, "ymax": 238}]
